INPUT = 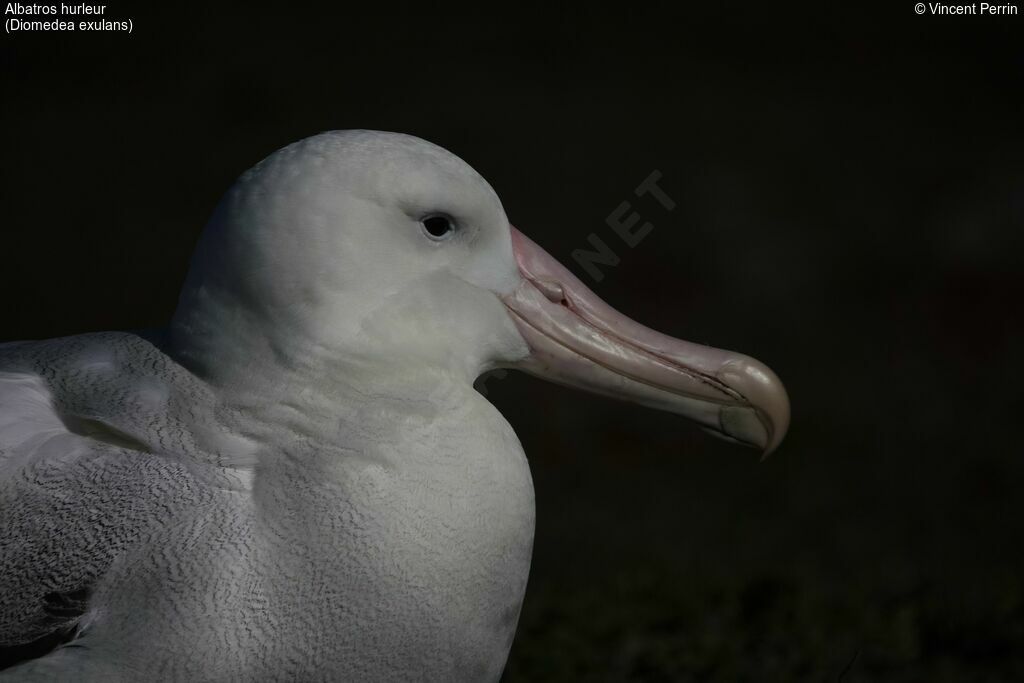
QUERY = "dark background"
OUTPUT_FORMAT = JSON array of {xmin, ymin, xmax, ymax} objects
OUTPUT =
[{"xmin": 2, "ymin": 4, "xmax": 1022, "ymax": 681}]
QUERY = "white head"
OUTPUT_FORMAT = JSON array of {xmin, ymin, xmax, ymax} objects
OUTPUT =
[
  {"xmin": 170, "ymin": 130, "xmax": 789, "ymax": 453},
  {"xmin": 171, "ymin": 131, "xmax": 527, "ymax": 386}
]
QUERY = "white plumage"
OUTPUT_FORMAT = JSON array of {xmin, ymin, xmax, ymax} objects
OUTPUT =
[{"xmin": 0, "ymin": 131, "xmax": 788, "ymax": 681}]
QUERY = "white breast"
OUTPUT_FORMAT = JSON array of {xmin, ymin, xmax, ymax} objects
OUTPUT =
[{"xmin": 57, "ymin": 382, "xmax": 535, "ymax": 682}]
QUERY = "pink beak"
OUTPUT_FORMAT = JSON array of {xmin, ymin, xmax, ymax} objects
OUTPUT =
[{"xmin": 501, "ymin": 227, "xmax": 790, "ymax": 455}]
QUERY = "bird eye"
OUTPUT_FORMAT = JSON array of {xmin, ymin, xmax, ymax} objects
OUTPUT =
[{"xmin": 421, "ymin": 214, "xmax": 455, "ymax": 241}]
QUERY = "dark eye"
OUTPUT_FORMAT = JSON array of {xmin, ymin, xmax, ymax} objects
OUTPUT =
[{"xmin": 421, "ymin": 214, "xmax": 455, "ymax": 241}]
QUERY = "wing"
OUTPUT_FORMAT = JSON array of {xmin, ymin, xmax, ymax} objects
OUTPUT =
[
  {"xmin": 0, "ymin": 362, "xmax": 99, "ymax": 667},
  {"xmin": 0, "ymin": 332, "xmax": 239, "ymax": 670}
]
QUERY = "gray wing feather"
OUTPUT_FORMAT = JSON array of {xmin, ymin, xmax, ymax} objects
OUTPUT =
[{"xmin": 0, "ymin": 332, "xmax": 236, "ymax": 654}]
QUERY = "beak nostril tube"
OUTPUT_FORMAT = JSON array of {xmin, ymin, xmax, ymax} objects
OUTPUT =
[{"xmin": 533, "ymin": 278, "xmax": 566, "ymax": 304}]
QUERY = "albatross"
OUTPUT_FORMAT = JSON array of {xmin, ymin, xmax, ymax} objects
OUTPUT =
[{"xmin": 0, "ymin": 130, "xmax": 789, "ymax": 681}]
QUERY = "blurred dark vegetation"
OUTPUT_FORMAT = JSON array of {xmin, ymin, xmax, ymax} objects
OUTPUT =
[{"xmin": 2, "ymin": 4, "xmax": 1022, "ymax": 681}]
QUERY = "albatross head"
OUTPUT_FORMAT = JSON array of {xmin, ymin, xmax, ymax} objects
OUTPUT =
[{"xmin": 171, "ymin": 130, "xmax": 789, "ymax": 454}]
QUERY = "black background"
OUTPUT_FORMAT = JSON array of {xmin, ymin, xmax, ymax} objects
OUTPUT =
[{"xmin": 2, "ymin": 4, "xmax": 1022, "ymax": 681}]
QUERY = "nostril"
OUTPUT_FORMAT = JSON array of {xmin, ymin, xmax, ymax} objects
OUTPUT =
[{"xmin": 533, "ymin": 278, "xmax": 567, "ymax": 305}]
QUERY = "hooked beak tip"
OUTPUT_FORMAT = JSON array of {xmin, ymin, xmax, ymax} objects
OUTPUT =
[{"xmin": 715, "ymin": 358, "xmax": 790, "ymax": 457}]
